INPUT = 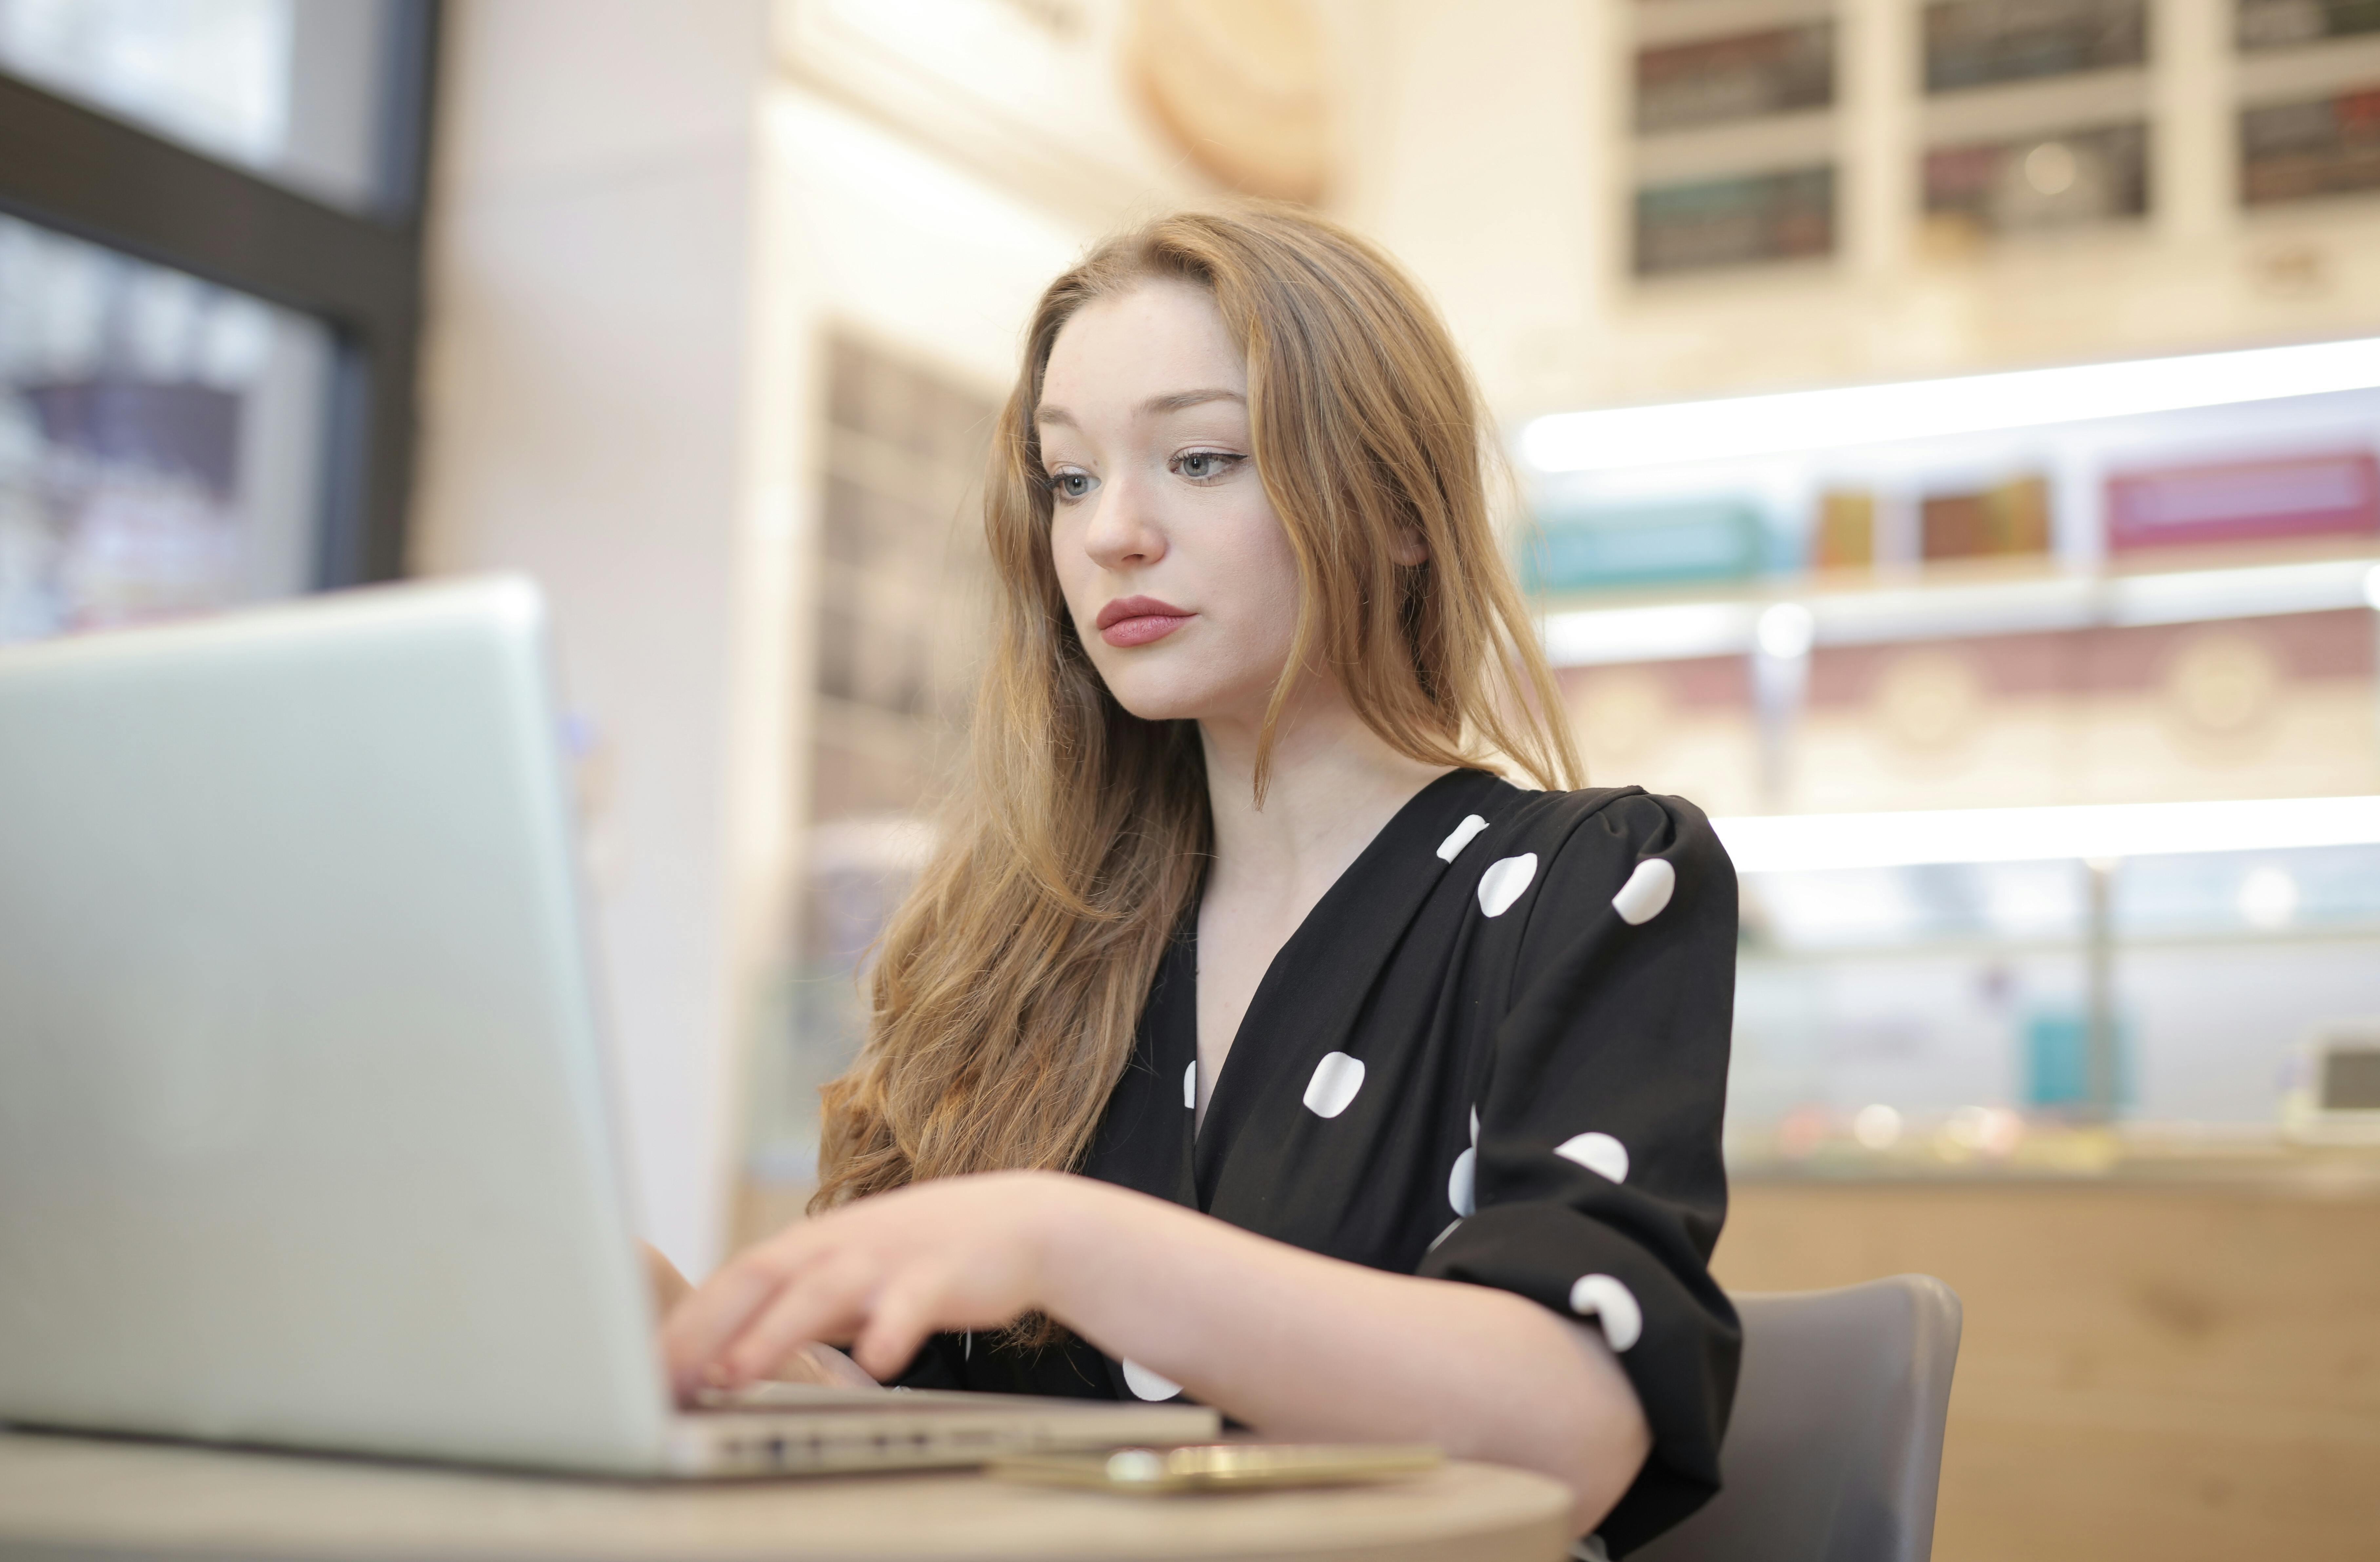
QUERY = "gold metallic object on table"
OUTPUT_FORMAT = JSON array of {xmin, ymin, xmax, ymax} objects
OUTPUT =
[{"xmin": 989, "ymin": 1443, "xmax": 1441, "ymax": 1494}]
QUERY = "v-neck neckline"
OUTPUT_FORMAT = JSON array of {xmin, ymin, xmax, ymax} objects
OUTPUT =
[{"xmin": 1184, "ymin": 767, "xmax": 1505, "ymax": 1191}]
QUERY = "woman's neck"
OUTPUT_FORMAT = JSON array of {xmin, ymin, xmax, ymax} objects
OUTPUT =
[{"xmin": 1197, "ymin": 681, "xmax": 1454, "ymax": 919}]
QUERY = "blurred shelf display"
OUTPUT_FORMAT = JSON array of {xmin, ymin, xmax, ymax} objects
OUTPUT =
[
  {"xmin": 1521, "ymin": 336, "xmax": 2380, "ymax": 619},
  {"xmin": 1537, "ymin": 555, "xmax": 2378, "ymax": 663},
  {"xmin": 2239, "ymin": 0, "xmax": 2380, "ymax": 51},
  {"xmin": 1922, "ymin": 0, "xmax": 2146, "ymax": 94},
  {"xmin": 1619, "ymin": 0, "xmax": 2380, "ymax": 280},
  {"xmin": 2242, "ymin": 85, "xmax": 2380, "ymax": 204},
  {"xmin": 1635, "ymin": 17, "xmax": 1836, "ymax": 133},
  {"xmin": 1721, "ymin": 811, "xmax": 2380, "ymax": 1172},
  {"xmin": 1635, "ymin": 165, "xmax": 1838, "ymax": 276},
  {"xmin": 1629, "ymin": 0, "xmax": 1839, "ymax": 277},
  {"xmin": 1524, "ymin": 333, "xmax": 2380, "ymax": 1167},
  {"xmin": 1922, "ymin": 120, "xmax": 2147, "ymax": 239},
  {"xmin": 1913, "ymin": 0, "xmax": 2152, "ymax": 259}
]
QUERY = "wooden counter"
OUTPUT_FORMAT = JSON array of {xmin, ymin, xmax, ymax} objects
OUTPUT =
[{"xmin": 1717, "ymin": 1174, "xmax": 2380, "ymax": 1562}]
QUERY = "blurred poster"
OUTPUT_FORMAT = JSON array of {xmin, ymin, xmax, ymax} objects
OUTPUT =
[
  {"xmin": 1634, "ymin": 166, "xmax": 1835, "ymax": 276},
  {"xmin": 2242, "ymin": 88, "xmax": 2380, "ymax": 205},
  {"xmin": 2105, "ymin": 452, "xmax": 2380, "ymax": 552},
  {"xmin": 1924, "ymin": 0, "xmax": 2146, "ymax": 93},
  {"xmin": 1635, "ymin": 21, "xmax": 1835, "ymax": 134}
]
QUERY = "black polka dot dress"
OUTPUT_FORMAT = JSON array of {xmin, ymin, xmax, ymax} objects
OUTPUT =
[{"xmin": 894, "ymin": 770, "xmax": 1741, "ymax": 1555}]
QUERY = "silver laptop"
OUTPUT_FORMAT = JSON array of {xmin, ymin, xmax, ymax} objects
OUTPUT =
[{"xmin": 0, "ymin": 576, "xmax": 1216, "ymax": 1475}]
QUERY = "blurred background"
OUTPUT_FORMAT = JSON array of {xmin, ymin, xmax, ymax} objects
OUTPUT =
[{"xmin": 2, "ymin": 2, "xmax": 2374, "ymax": 1557}]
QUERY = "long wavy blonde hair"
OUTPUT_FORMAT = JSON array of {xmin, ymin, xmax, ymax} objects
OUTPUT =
[{"xmin": 812, "ymin": 203, "xmax": 1580, "ymax": 1213}]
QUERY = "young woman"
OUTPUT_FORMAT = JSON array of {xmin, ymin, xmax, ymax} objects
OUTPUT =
[{"xmin": 660, "ymin": 205, "xmax": 1739, "ymax": 1555}]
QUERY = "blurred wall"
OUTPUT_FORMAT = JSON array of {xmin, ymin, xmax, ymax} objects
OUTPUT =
[
  {"xmin": 1327, "ymin": 0, "xmax": 1608, "ymax": 422},
  {"xmin": 411, "ymin": 0, "xmax": 774, "ymax": 1275}
]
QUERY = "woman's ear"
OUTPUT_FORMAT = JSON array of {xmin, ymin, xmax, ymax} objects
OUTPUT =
[{"xmin": 1390, "ymin": 527, "xmax": 1430, "ymax": 567}]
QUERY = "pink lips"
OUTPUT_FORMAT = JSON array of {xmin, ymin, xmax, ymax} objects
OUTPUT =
[{"xmin": 1095, "ymin": 595, "xmax": 1194, "ymax": 648}]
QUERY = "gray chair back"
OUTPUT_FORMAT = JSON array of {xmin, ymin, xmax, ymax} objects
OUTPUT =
[{"xmin": 1630, "ymin": 1275, "xmax": 1963, "ymax": 1562}]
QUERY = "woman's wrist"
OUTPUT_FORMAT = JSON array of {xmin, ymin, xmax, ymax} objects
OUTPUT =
[{"xmin": 1021, "ymin": 1171, "xmax": 1148, "ymax": 1328}]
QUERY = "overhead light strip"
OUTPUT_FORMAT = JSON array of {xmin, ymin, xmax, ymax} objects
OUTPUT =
[
  {"xmin": 1522, "ymin": 336, "xmax": 2380, "ymax": 473},
  {"xmin": 1713, "ymin": 795, "xmax": 2380, "ymax": 873}
]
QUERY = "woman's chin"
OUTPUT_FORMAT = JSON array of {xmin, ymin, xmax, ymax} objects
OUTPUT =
[{"xmin": 1099, "ymin": 669, "xmax": 1275, "ymax": 730}]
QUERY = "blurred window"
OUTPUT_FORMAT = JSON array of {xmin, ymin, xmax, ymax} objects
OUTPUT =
[
  {"xmin": 0, "ymin": 0, "xmax": 436, "ymax": 640},
  {"xmin": 0, "ymin": 213, "xmax": 330, "ymax": 642},
  {"xmin": 0, "ymin": 0, "xmax": 418, "ymax": 216}
]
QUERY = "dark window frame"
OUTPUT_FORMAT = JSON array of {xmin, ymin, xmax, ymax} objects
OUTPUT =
[{"xmin": 0, "ymin": 0, "xmax": 441, "ymax": 589}]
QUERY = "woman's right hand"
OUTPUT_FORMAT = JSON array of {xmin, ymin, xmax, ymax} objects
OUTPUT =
[
  {"xmin": 644, "ymin": 1237, "xmax": 881, "ymax": 1392},
  {"xmin": 751, "ymin": 1340, "xmax": 882, "ymax": 1390}
]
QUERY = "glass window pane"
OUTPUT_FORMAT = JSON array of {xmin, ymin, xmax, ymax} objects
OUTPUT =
[
  {"xmin": 0, "ymin": 0, "xmax": 408, "ymax": 214},
  {"xmin": 0, "ymin": 211, "xmax": 333, "ymax": 643}
]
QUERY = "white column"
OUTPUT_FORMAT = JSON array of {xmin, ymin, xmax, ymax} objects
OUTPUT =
[
  {"xmin": 2155, "ymin": 0, "xmax": 2236, "ymax": 245},
  {"xmin": 1842, "ymin": 0, "xmax": 1917, "ymax": 282}
]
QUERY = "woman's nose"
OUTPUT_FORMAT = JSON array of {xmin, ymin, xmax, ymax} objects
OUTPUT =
[{"xmin": 1080, "ymin": 478, "xmax": 1166, "ymax": 572}]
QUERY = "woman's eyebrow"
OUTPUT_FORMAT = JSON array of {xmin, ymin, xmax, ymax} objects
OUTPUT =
[
  {"xmin": 1035, "ymin": 389, "xmax": 1244, "ymax": 430},
  {"xmin": 1143, "ymin": 388, "xmax": 1243, "ymax": 415}
]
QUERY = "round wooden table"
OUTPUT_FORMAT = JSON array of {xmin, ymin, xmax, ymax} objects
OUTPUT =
[{"xmin": 0, "ymin": 1428, "xmax": 1574, "ymax": 1562}]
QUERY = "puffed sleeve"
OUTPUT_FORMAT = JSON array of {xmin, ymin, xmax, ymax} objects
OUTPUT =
[{"xmin": 1417, "ymin": 790, "xmax": 1740, "ymax": 1556}]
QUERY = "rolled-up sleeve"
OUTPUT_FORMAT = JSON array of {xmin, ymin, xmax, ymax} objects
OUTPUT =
[{"xmin": 1418, "ymin": 791, "xmax": 1741, "ymax": 1555}]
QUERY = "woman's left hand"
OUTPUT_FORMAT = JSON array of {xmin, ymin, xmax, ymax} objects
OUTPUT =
[{"xmin": 659, "ymin": 1169, "xmax": 1098, "ymax": 1399}]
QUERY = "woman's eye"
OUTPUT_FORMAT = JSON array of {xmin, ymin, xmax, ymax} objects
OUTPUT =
[
  {"xmin": 1173, "ymin": 451, "xmax": 1242, "ymax": 481},
  {"xmin": 1046, "ymin": 469, "xmax": 1097, "ymax": 501}
]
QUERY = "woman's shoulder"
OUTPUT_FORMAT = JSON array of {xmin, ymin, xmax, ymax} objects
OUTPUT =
[
  {"xmin": 1455, "ymin": 775, "xmax": 1733, "ymax": 939},
  {"xmin": 1470, "ymin": 775, "xmax": 1724, "ymax": 865}
]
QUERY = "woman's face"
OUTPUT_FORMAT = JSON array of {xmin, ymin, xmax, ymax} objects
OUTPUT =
[{"xmin": 1037, "ymin": 279, "xmax": 1302, "ymax": 729}]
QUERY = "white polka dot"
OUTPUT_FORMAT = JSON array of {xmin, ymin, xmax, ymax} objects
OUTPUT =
[
  {"xmin": 1426, "ymin": 1218, "xmax": 1461, "ymax": 1252},
  {"xmin": 1477, "ymin": 853, "xmax": 1539, "ymax": 918},
  {"xmin": 1182, "ymin": 1059, "xmax": 1196, "ymax": 1110},
  {"xmin": 1612, "ymin": 857, "xmax": 1676, "ymax": 926},
  {"xmin": 1569, "ymin": 1274, "xmax": 1643, "ymax": 1353},
  {"xmin": 1122, "ymin": 1359, "xmax": 1182, "ymax": 1400},
  {"xmin": 1555, "ymin": 1131, "xmax": 1629, "ymax": 1183},
  {"xmin": 1302, "ymin": 1051, "xmax": 1366, "ymax": 1118},
  {"xmin": 1447, "ymin": 1146, "xmax": 1476, "ymax": 1216},
  {"xmin": 1436, "ymin": 814, "xmax": 1490, "ymax": 862}
]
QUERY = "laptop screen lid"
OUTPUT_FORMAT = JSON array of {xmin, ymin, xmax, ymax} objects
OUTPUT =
[{"xmin": 0, "ymin": 577, "xmax": 672, "ymax": 1471}]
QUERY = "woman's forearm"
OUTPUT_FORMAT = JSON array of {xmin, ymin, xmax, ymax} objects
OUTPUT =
[{"xmin": 1033, "ymin": 1179, "xmax": 1650, "ymax": 1533}]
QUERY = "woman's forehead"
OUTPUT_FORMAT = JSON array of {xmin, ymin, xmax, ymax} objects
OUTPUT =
[{"xmin": 1039, "ymin": 281, "xmax": 1244, "ymax": 422}]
